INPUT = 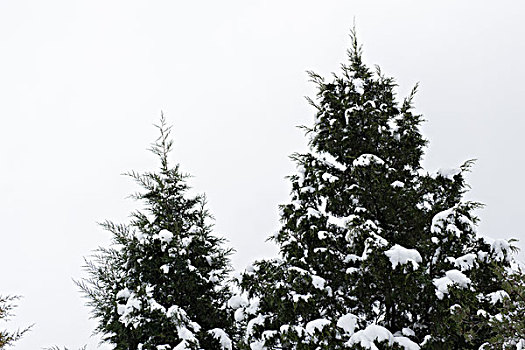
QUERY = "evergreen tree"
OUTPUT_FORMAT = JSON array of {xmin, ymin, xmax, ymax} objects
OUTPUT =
[
  {"xmin": 79, "ymin": 116, "xmax": 235, "ymax": 350},
  {"xmin": 234, "ymin": 30, "xmax": 522, "ymax": 349},
  {"xmin": 0, "ymin": 295, "xmax": 31, "ymax": 349}
]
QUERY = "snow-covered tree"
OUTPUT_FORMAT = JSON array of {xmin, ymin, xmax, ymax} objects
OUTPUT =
[
  {"xmin": 79, "ymin": 116, "xmax": 235, "ymax": 350},
  {"xmin": 234, "ymin": 30, "xmax": 522, "ymax": 349},
  {"xmin": 0, "ymin": 295, "xmax": 30, "ymax": 349}
]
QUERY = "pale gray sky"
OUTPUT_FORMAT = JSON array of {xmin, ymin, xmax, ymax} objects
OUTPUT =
[{"xmin": 1, "ymin": 1, "xmax": 524, "ymax": 349}]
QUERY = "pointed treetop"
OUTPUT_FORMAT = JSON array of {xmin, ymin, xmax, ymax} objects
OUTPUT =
[
  {"xmin": 149, "ymin": 112, "xmax": 174, "ymax": 172},
  {"xmin": 347, "ymin": 24, "xmax": 363, "ymax": 64}
]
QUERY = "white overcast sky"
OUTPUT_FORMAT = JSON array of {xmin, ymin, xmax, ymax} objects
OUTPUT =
[{"xmin": 1, "ymin": 1, "xmax": 524, "ymax": 349}]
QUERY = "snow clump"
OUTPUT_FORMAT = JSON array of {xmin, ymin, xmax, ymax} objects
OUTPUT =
[
  {"xmin": 305, "ymin": 318, "xmax": 331, "ymax": 335},
  {"xmin": 391, "ymin": 181, "xmax": 405, "ymax": 188},
  {"xmin": 337, "ymin": 313, "xmax": 358, "ymax": 335},
  {"xmin": 319, "ymin": 152, "xmax": 347, "ymax": 172},
  {"xmin": 310, "ymin": 275, "xmax": 326, "ymax": 289},
  {"xmin": 454, "ymin": 254, "xmax": 477, "ymax": 271},
  {"xmin": 433, "ymin": 269, "xmax": 472, "ymax": 299},
  {"xmin": 491, "ymin": 239, "xmax": 513, "ymax": 261},
  {"xmin": 384, "ymin": 244, "xmax": 422, "ymax": 270},
  {"xmin": 353, "ymin": 78, "xmax": 365, "ymax": 94},
  {"xmin": 487, "ymin": 290, "xmax": 509, "ymax": 305},
  {"xmin": 116, "ymin": 288, "xmax": 131, "ymax": 300},
  {"xmin": 208, "ymin": 328, "xmax": 233, "ymax": 350},
  {"xmin": 346, "ymin": 324, "xmax": 420, "ymax": 350},
  {"xmin": 346, "ymin": 324, "xmax": 393, "ymax": 349},
  {"xmin": 153, "ymin": 229, "xmax": 174, "ymax": 243},
  {"xmin": 430, "ymin": 208, "xmax": 455, "ymax": 234},
  {"xmin": 353, "ymin": 154, "xmax": 385, "ymax": 167}
]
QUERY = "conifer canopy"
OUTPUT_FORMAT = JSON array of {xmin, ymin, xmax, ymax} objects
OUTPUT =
[
  {"xmin": 79, "ymin": 116, "xmax": 235, "ymax": 350},
  {"xmin": 233, "ymin": 30, "xmax": 521, "ymax": 350}
]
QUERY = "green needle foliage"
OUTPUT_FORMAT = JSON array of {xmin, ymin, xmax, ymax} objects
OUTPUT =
[
  {"xmin": 233, "ymin": 30, "xmax": 522, "ymax": 350},
  {"xmin": 79, "ymin": 116, "xmax": 235, "ymax": 350},
  {"xmin": 0, "ymin": 295, "xmax": 31, "ymax": 349},
  {"xmin": 483, "ymin": 263, "xmax": 525, "ymax": 349}
]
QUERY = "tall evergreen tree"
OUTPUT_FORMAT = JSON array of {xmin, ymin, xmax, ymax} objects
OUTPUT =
[
  {"xmin": 80, "ymin": 116, "xmax": 235, "ymax": 350},
  {"xmin": 234, "ymin": 30, "xmax": 522, "ymax": 349}
]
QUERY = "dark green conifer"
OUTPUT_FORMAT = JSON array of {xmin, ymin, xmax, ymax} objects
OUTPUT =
[
  {"xmin": 234, "ymin": 30, "xmax": 521, "ymax": 349},
  {"xmin": 80, "ymin": 116, "xmax": 234, "ymax": 350}
]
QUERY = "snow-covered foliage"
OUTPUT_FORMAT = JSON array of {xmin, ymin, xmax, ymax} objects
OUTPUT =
[
  {"xmin": 234, "ymin": 29, "xmax": 521, "ymax": 350},
  {"xmin": 79, "ymin": 117, "xmax": 234, "ymax": 349},
  {"xmin": 483, "ymin": 263, "xmax": 525, "ymax": 349},
  {"xmin": 433, "ymin": 269, "xmax": 471, "ymax": 299},
  {"xmin": 384, "ymin": 244, "xmax": 422, "ymax": 270},
  {"xmin": 208, "ymin": 328, "xmax": 233, "ymax": 350},
  {"xmin": 352, "ymin": 154, "xmax": 385, "ymax": 167}
]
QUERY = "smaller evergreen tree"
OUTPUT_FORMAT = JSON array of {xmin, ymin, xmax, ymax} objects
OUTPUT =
[
  {"xmin": 0, "ymin": 295, "xmax": 31, "ymax": 349},
  {"xmin": 79, "ymin": 116, "xmax": 235, "ymax": 350}
]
